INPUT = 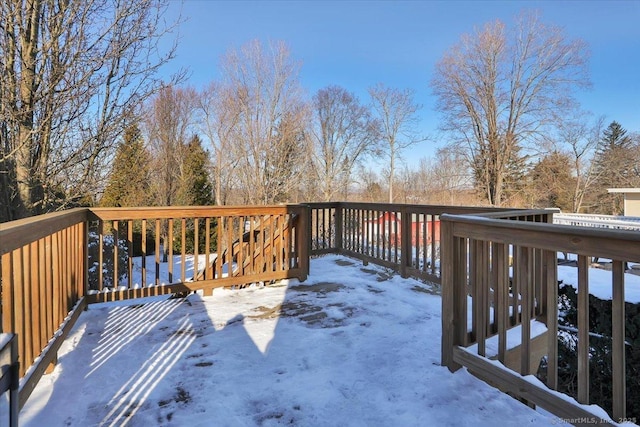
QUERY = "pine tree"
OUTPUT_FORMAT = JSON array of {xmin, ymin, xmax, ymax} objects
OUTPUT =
[
  {"xmin": 174, "ymin": 135, "xmax": 215, "ymax": 254},
  {"xmin": 528, "ymin": 151, "xmax": 575, "ymax": 210},
  {"xmin": 101, "ymin": 125, "xmax": 151, "ymax": 207},
  {"xmin": 591, "ymin": 121, "xmax": 636, "ymax": 214},
  {"xmin": 100, "ymin": 125, "xmax": 153, "ymax": 259},
  {"xmin": 176, "ymin": 135, "xmax": 214, "ymax": 206}
]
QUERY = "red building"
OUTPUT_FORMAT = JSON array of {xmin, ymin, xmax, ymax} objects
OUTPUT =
[{"xmin": 364, "ymin": 212, "xmax": 440, "ymax": 247}]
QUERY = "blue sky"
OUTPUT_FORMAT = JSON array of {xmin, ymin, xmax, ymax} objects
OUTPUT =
[{"xmin": 162, "ymin": 0, "xmax": 640, "ymax": 165}]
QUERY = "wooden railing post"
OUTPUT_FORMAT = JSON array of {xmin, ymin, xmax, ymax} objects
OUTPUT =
[
  {"xmin": 298, "ymin": 205, "xmax": 310, "ymax": 281},
  {"xmin": 335, "ymin": 203, "xmax": 343, "ymax": 253},
  {"xmin": 440, "ymin": 216, "xmax": 461, "ymax": 371},
  {"xmin": 577, "ymin": 255, "xmax": 590, "ymax": 405},
  {"xmin": 400, "ymin": 207, "xmax": 410, "ymax": 278},
  {"xmin": 611, "ymin": 260, "xmax": 626, "ymax": 420},
  {"xmin": 83, "ymin": 219, "xmax": 89, "ymax": 300},
  {"xmin": 544, "ymin": 249, "xmax": 558, "ymax": 391}
]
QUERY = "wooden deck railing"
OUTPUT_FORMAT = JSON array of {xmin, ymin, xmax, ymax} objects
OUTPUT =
[
  {"xmin": 0, "ymin": 209, "xmax": 89, "ymax": 408},
  {"xmin": 441, "ymin": 209, "xmax": 639, "ymax": 424},
  {"xmin": 87, "ymin": 206, "xmax": 308, "ymax": 303},
  {"xmin": 308, "ymin": 202, "xmax": 517, "ymax": 282},
  {"xmin": 0, "ymin": 205, "xmax": 309, "ymax": 409},
  {"xmin": 3, "ymin": 202, "xmax": 637, "ymax": 423}
]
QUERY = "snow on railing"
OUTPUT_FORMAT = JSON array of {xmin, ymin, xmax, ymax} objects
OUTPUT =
[{"xmin": 554, "ymin": 213, "xmax": 640, "ymax": 231}]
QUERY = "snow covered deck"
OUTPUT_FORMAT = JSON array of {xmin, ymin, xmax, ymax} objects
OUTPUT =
[{"xmin": 19, "ymin": 255, "xmax": 558, "ymax": 426}]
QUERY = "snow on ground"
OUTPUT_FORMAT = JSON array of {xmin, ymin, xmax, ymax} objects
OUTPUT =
[
  {"xmin": 19, "ymin": 254, "xmax": 559, "ymax": 427},
  {"xmin": 558, "ymin": 264, "xmax": 640, "ymax": 303}
]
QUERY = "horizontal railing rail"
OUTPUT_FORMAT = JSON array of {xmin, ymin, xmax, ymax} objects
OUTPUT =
[
  {"xmin": 441, "ymin": 211, "xmax": 640, "ymax": 424},
  {"xmin": 308, "ymin": 202, "xmax": 521, "ymax": 283},
  {"xmin": 87, "ymin": 205, "xmax": 309, "ymax": 303}
]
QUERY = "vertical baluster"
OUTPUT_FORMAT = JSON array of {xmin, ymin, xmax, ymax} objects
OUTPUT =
[
  {"xmin": 226, "ymin": 216, "xmax": 233, "ymax": 277},
  {"xmin": 216, "ymin": 216, "xmax": 223, "ymax": 279},
  {"xmin": 1, "ymin": 252, "xmax": 14, "ymax": 335},
  {"xmin": 495, "ymin": 242, "xmax": 508, "ymax": 363},
  {"xmin": 127, "ymin": 220, "xmax": 133, "ymax": 288},
  {"xmin": 519, "ymin": 246, "xmax": 531, "ymax": 375},
  {"xmin": 545, "ymin": 249, "xmax": 558, "ymax": 390},
  {"xmin": 141, "ymin": 219, "xmax": 147, "ymax": 287},
  {"xmin": 20, "ymin": 245, "xmax": 32, "ymax": 368},
  {"xmin": 181, "ymin": 218, "xmax": 187, "ymax": 283},
  {"xmin": 421, "ymin": 214, "xmax": 427, "ymax": 272},
  {"xmin": 168, "ymin": 219, "xmax": 174, "ymax": 283},
  {"xmin": 44, "ymin": 234, "xmax": 53, "ymax": 344},
  {"xmin": 98, "ymin": 220, "xmax": 104, "ymax": 291},
  {"xmin": 266, "ymin": 215, "xmax": 272, "ymax": 273},
  {"xmin": 431, "ymin": 216, "xmax": 437, "ymax": 275},
  {"xmin": 577, "ymin": 254, "xmax": 589, "ymax": 405},
  {"xmin": 28, "ymin": 241, "xmax": 40, "ymax": 365},
  {"xmin": 194, "ymin": 218, "xmax": 200, "ymax": 280},
  {"xmin": 113, "ymin": 221, "xmax": 119, "ymax": 288},
  {"xmin": 156, "ymin": 219, "xmax": 161, "ymax": 286},
  {"xmin": 236, "ymin": 216, "xmax": 243, "ymax": 276},
  {"xmin": 460, "ymin": 237, "xmax": 469, "ymax": 346},
  {"xmin": 205, "ymin": 217, "xmax": 211, "ymax": 280},
  {"xmin": 612, "ymin": 260, "xmax": 626, "ymax": 420}
]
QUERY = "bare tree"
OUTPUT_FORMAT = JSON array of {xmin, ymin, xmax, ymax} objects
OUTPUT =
[
  {"xmin": 145, "ymin": 85, "xmax": 199, "ymax": 261},
  {"xmin": 431, "ymin": 12, "xmax": 590, "ymax": 206},
  {"xmin": 554, "ymin": 112, "xmax": 604, "ymax": 212},
  {"xmin": 0, "ymin": 0, "xmax": 181, "ymax": 221},
  {"xmin": 145, "ymin": 85, "xmax": 199, "ymax": 208},
  {"xmin": 368, "ymin": 83, "xmax": 425, "ymax": 203},
  {"xmin": 219, "ymin": 40, "xmax": 310, "ymax": 205},
  {"xmin": 356, "ymin": 167, "xmax": 385, "ymax": 202},
  {"xmin": 311, "ymin": 85, "xmax": 379, "ymax": 201},
  {"xmin": 199, "ymin": 82, "xmax": 242, "ymax": 205},
  {"xmin": 418, "ymin": 147, "xmax": 476, "ymax": 205}
]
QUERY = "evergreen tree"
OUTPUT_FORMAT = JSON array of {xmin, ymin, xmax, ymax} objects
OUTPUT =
[
  {"xmin": 174, "ymin": 135, "xmax": 216, "ymax": 254},
  {"xmin": 100, "ymin": 125, "xmax": 154, "ymax": 258},
  {"xmin": 528, "ymin": 151, "xmax": 575, "ymax": 211},
  {"xmin": 177, "ymin": 135, "xmax": 214, "ymax": 206},
  {"xmin": 501, "ymin": 147, "xmax": 531, "ymax": 206},
  {"xmin": 591, "ymin": 122, "xmax": 638, "ymax": 214},
  {"xmin": 101, "ymin": 125, "xmax": 151, "ymax": 207}
]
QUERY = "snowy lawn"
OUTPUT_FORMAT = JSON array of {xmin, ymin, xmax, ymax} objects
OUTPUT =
[{"xmin": 20, "ymin": 254, "xmax": 560, "ymax": 426}]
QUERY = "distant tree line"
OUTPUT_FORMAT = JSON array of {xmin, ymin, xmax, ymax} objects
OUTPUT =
[
  {"xmin": 2, "ymin": 7, "xmax": 639, "ymax": 223},
  {"xmin": 99, "ymin": 39, "xmax": 426, "ymax": 210}
]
